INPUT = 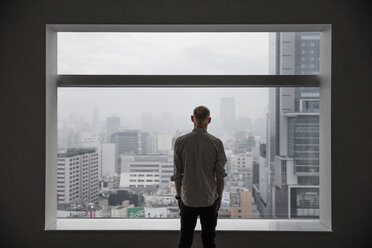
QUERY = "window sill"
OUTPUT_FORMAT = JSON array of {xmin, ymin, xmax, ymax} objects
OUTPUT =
[{"xmin": 52, "ymin": 218, "xmax": 332, "ymax": 232}]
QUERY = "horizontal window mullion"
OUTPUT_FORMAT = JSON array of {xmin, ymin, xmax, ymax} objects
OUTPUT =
[
  {"xmin": 50, "ymin": 24, "xmax": 328, "ymax": 33},
  {"xmin": 57, "ymin": 75, "xmax": 320, "ymax": 87}
]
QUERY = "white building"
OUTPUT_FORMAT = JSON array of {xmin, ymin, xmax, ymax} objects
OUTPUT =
[
  {"xmin": 230, "ymin": 153, "xmax": 254, "ymax": 189},
  {"xmin": 154, "ymin": 133, "xmax": 172, "ymax": 153},
  {"xmin": 57, "ymin": 148, "xmax": 100, "ymax": 205},
  {"xmin": 119, "ymin": 154, "xmax": 173, "ymax": 188}
]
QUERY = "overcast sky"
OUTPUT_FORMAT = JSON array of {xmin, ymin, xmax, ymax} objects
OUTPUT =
[
  {"xmin": 58, "ymin": 87, "xmax": 268, "ymax": 123},
  {"xmin": 57, "ymin": 32, "xmax": 269, "ymax": 124}
]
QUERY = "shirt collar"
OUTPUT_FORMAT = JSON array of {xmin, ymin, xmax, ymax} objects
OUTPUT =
[{"xmin": 193, "ymin": 127, "xmax": 207, "ymax": 133}]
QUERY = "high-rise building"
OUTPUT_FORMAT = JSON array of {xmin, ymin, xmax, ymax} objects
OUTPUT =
[
  {"xmin": 57, "ymin": 148, "xmax": 99, "ymax": 205},
  {"xmin": 220, "ymin": 97, "xmax": 236, "ymax": 134},
  {"xmin": 111, "ymin": 130, "xmax": 142, "ymax": 174},
  {"xmin": 263, "ymin": 32, "xmax": 320, "ymax": 218}
]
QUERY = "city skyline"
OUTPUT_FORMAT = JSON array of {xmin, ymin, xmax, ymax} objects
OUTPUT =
[{"xmin": 58, "ymin": 88, "xmax": 269, "ymax": 131}]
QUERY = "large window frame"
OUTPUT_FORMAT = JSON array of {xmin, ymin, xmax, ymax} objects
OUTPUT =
[{"xmin": 45, "ymin": 24, "xmax": 332, "ymax": 231}]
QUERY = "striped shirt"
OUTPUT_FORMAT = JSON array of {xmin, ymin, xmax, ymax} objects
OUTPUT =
[{"xmin": 171, "ymin": 127, "xmax": 227, "ymax": 207}]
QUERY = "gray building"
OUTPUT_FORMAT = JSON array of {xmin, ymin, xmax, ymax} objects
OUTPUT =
[
  {"xmin": 140, "ymin": 131, "xmax": 153, "ymax": 155},
  {"xmin": 261, "ymin": 32, "xmax": 320, "ymax": 218},
  {"xmin": 57, "ymin": 148, "xmax": 99, "ymax": 206},
  {"xmin": 111, "ymin": 130, "xmax": 142, "ymax": 174}
]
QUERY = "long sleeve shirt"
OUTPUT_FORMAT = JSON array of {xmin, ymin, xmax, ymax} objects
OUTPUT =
[{"xmin": 171, "ymin": 127, "xmax": 227, "ymax": 207}]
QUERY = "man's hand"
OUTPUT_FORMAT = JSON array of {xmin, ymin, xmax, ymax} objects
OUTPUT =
[
  {"xmin": 216, "ymin": 177, "xmax": 225, "ymax": 211},
  {"xmin": 174, "ymin": 181, "xmax": 182, "ymax": 209},
  {"xmin": 217, "ymin": 197, "xmax": 222, "ymax": 211}
]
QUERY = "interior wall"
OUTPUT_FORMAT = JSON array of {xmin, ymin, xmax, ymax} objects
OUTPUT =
[{"xmin": 1, "ymin": 0, "xmax": 372, "ymax": 247}]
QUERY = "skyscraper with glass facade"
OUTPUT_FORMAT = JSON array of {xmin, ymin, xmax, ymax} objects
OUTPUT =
[{"xmin": 264, "ymin": 32, "xmax": 320, "ymax": 218}]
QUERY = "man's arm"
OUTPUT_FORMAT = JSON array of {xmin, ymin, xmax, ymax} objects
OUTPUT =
[
  {"xmin": 174, "ymin": 180, "xmax": 182, "ymax": 208},
  {"xmin": 216, "ymin": 177, "xmax": 225, "ymax": 210},
  {"xmin": 215, "ymin": 139, "xmax": 227, "ymax": 211},
  {"xmin": 171, "ymin": 138, "xmax": 183, "ymax": 208}
]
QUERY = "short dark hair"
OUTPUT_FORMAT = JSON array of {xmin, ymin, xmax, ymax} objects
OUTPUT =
[{"xmin": 193, "ymin": 106, "xmax": 210, "ymax": 124}]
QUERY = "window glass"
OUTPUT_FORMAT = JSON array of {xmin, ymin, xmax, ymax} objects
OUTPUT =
[
  {"xmin": 57, "ymin": 86, "xmax": 319, "ymax": 219},
  {"xmin": 58, "ymin": 32, "xmax": 319, "ymax": 75},
  {"xmin": 56, "ymin": 30, "xmax": 321, "ymax": 220}
]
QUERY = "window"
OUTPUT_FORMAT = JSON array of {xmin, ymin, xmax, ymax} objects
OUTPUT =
[{"xmin": 46, "ymin": 24, "xmax": 331, "ymax": 231}]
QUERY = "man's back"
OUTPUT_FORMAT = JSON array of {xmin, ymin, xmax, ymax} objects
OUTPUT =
[
  {"xmin": 173, "ymin": 127, "xmax": 227, "ymax": 207},
  {"xmin": 172, "ymin": 106, "xmax": 227, "ymax": 248}
]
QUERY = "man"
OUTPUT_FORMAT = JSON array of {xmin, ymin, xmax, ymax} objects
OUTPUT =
[{"xmin": 171, "ymin": 106, "xmax": 227, "ymax": 248}]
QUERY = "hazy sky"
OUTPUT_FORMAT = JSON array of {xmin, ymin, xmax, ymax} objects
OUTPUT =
[
  {"xmin": 58, "ymin": 32, "xmax": 269, "ymax": 75},
  {"xmin": 57, "ymin": 32, "xmax": 269, "ymax": 124},
  {"xmin": 58, "ymin": 87, "xmax": 268, "ymax": 123}
]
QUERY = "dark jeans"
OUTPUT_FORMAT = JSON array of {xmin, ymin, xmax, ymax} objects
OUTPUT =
[{"xmin": 178, "ymin": 199, "xmax": 219, "ymax": 248}]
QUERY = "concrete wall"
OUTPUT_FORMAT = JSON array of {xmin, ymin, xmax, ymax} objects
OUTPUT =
[{"xmin": 1, "ymin": 0, "xmax": 371, "ymax": 247}]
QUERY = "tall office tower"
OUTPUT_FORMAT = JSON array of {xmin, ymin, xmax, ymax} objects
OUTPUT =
[
  {"xmin": 57, "ymin": 148, "xmax": 99, "ymax": 206},
  {"xmin": 263, "ymin": 32, "xmax": 320, "ymax": 218},
  {"xmin": 220, "ymin": 97, "xmax": 236, "ymax": 134},
  {"xmin": 106, "ymin": 116, "xmax": 121, "ymax": 135},
  {"xmin": 110, "ymin": 129, "xmax": 142, "ymax": 174}
]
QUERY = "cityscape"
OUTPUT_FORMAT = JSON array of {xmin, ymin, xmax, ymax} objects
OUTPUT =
[{"xmin": 57, "ymin": 32, "xmax": 320, "ymax": 219}]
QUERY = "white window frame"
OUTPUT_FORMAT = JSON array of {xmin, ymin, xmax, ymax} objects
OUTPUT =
[{"xmin": 45, "ymin": 24, "xmax": 332, "ymax": 231}]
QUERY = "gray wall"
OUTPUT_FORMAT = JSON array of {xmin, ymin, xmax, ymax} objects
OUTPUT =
[{"xmin": 1, "ymin": 0, "xmax": 372, "ymax": 247}]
